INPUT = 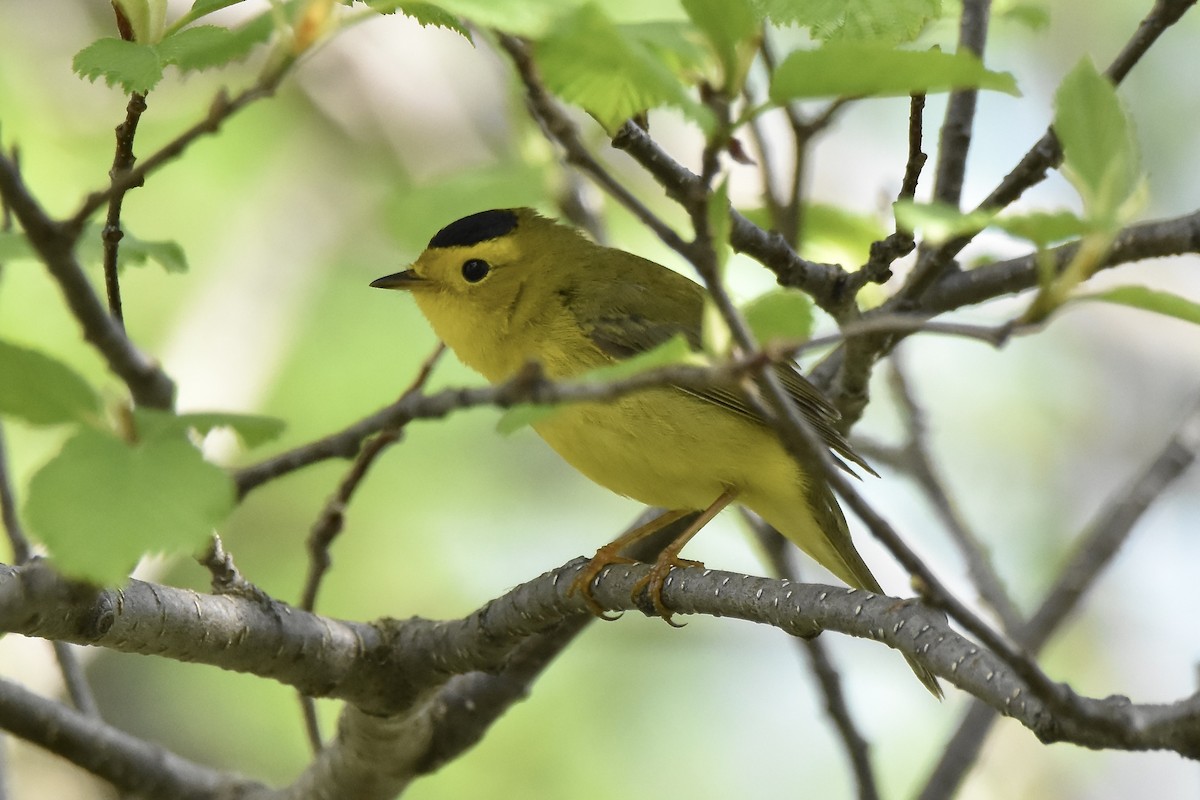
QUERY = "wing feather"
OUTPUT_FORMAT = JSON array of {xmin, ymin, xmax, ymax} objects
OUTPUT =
[{"xmin": 571, "ymin": 257, "xmax": 871, "ymax": 475}]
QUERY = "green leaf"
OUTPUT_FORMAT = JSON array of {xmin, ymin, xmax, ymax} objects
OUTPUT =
[
  {"xmin": 0, "ymin": 340, "xmax": 100, "ymax": 426},
  {"xmin": 133, "ymin": 408, "xmax": 286, "ymax": 448},
  {"xmin": 994, "ymin": 209, "xmax": 1090, "ymax": 248},
  {"xmin": 997, "ymin": 3, "xmax": 1050, "ymax": 31},
  {"xmin": 743, "ymin": 290, "xmax": 815, "ymax": 343},
  {"xmin": 121, "ymin": 232, "xmax": 189, "ymax": 273},
  {"xmin": 0, "ymin": 232, "xmax": 35, "ymax": 262},
  {"xmin": 166, "ymin": 7, "xmax": 277, "ymax": 63},
  {"xmin": 739, "ymin": 203, "xmax": 886, "ymax": 264},
  {"xmin": 893, "ymin": 200, "xmax": 995, "ymax": 244},
  {"xmin": 408, "ymin": 0, "xmax": 580, "ymax": 37},
  {"xmin": 771, "ymin": 43, "xmax": 1018, "ymax": 101},
  {"xmin": 756, "ymin": 0, "xmax": 942, "ymax": 45},
  {"xmin": 1075, "ymin": 286, "xmax": 1200, "ymax": 327},
  {"xmin": 897, "ymin": 202, "xmax": 1093, "ymax": 251},
  {"xmin": 682, "ymin": 0, "xmax": 761, "ymax": 90},
  {"xmin": 801, "ymin": 203, "xmax": 887, "ymax": 264},
  {"xmin": 73, "ymin": 38, "xmax": 164, "ymax": 94},
  {"xmin": 189, "ymin": 0, "xmax": 245, "ymax": 16},
  {"xmin": 497, "ymin": 334, "xmax": 695, "ymax": 434},
  {"xmin": 76, "ymin": 222, "xmax": 188, "ymax": 273},
  {"xmin": 171, "ymin": 0, "xmax": 248, "ymax": 31},
  {"xmin": 157, "ymin": 25, "xmax": 243, "ymax": 72},
  {"xmin": 1053, "ymin": 58, "xmax": 1141, "ymax": 223},
  {"xmin": 707, "ymin": 179, "xmax": 732, "ymax": 274},
  {"xmin": 535, "ymin": 4, "xmax": 710, "ymax": 133},
  {"xmin": 495, "ymin": 402, "xmax": 558, "ymax": 436},
  {"xmin": 392, "ymin": 2, "xmax": 473, "ymax": 41},
  {"xmin": 25, "ymin": 428, "xmax": 235, "ymax": 585},
  {"xmin": 622, "ymin": 22, "xmax": 710, "ymax": 75}
]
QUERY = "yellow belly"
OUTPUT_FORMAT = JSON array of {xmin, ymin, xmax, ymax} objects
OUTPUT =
[
  {"xmin": 532, "ymin": 387, "xmax": 867, "ymax": 588},
  {"xmin": 532, "ymin": 387, "xmax": 804, "ymax": 511}
]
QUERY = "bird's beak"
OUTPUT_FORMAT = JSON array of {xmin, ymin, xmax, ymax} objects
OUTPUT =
[{"xmin": 370, "ymin": 269, "xmax": 425, "ymax": 290}]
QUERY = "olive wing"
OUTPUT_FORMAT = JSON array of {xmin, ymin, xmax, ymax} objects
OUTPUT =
[{"xmin": 572, "ymin": 262, "xmax": 871, "ymax": 475}]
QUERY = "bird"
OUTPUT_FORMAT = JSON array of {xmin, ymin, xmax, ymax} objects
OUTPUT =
[{"xmin": 372, "ymin": 207, "xmax": 941, "ymax": 697}]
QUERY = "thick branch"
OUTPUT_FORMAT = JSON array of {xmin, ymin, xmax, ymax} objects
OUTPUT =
[{"xmin": 3, "ymin": 559, "xmax": 1200, "ymax": 760}]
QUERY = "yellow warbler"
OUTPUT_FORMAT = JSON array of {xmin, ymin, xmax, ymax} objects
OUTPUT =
[{"xmin": 373, "ymin": 208, "xmax": 940, "ymax": 697}]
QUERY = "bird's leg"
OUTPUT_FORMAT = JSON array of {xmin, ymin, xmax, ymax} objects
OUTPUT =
[
  {"xmin": 633, "ymin": 488, "xmax": 738, "ymax": 625},
  {"xmin": 569, "ymin": 508, "xmax": 691, "ymax": 618}
]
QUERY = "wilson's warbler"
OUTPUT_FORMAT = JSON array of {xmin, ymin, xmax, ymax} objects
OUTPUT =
[{"xmin": 372, "ymin": 208, "xmax": 940, "ymax": 697}]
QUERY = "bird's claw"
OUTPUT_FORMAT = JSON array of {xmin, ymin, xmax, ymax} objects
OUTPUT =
[
  {"xmin": 631, "ymin": 554, "xmax": 704, "ymax": 624},
  {"xmin": 568, "ymin": 548, "xmax": 636, "ymax": 618}
]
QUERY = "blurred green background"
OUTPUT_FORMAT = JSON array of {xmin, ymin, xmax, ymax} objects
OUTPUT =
[{"xmin": 1, "ymin": 1, "xmax": 1199, "ymax": 798}]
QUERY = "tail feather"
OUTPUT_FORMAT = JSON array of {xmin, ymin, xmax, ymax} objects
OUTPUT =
[{"xmin": 758, "ymin": 480, "xmax": 943, "ymax": 699}]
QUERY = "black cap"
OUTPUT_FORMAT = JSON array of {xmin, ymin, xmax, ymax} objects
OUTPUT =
[{"xmin": 428, "ymin": 209, "xmax": 519, "ymax": 249}]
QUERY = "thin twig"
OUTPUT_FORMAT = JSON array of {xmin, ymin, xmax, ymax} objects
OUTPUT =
[
  {"xmin": 70, "ymin": 75, "xmax": 287, "ymax": 231},
  {"xmin": 494, "ymin": 33, "xmax": 690, "ymax": 257},
  {"xmin": 299, "ymin": 343, "xmax": 446, "ymax": 614},
  {"xmin": 743, "ymin": 511, "xmax": 880, "ymax": 800},
  {"xmin": 0, "ymin": 425, "xmax": 30, "ymax": 565},
  {"xmin": 842, "ymin": 94, "xmax": 926, "ymax": 301},
  {"xmin": 99, "ymin": 91, "xmax": 149, "ymax": 329},
  {"xmin": 0, "ymin": 676, "xmax": 262, "ymax": 798},
  {"xmin": 0, "ymin": 425, "xmax": 102, "ymax": 718},
  {"xmin": 234, "ymin": 314, "xmax": 1015, "ymax": 497},
  {"xmin": 907, "ymin": 0, "xmax": 1197, "ymax": 301},
  {"xmin": 886, "ymin": 356, "xmax": 1023, "ymax": 633},
  {"xmin": 756, "ymin": 30, "xmax": 853, "ymax": 247},
  {"xmin": 932, "ymin": 0, "xmax": 990, "ymax": 208},
  {"xmin": 0, "ymin": 153, "xmax": 175, "ymax": 409},
  {"xmin": 294, "ymin": 343, "xmax": 445, "ymax": 753},
  {"xmin": 917, "ymin": 394, "xmax": 1200, "ymax": 800}
]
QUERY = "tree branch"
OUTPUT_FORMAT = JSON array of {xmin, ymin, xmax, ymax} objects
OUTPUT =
[
  {"xmin": 932, "ymin": 0, "xmax": 990, "ymax": 208},
  {"xmin": 884, "ymin": 356, "xmax": 1023, "ymax": 633},
  {"xmin": 0, "ymin": 676, "xmax": 262, "ymax": 799},
  {"xmin": 234, "ymin": 314, "xmax": 1009, "ymax": 497},
  {"xmin": 4, "ymin": 554, "xmax": 1200, "ymax": 764},
  {"xmin": 746, "ymin": 512, "xmax": 880, "ymax": 800},
  {"xmin": 69, "ymin": 77, "xmax": 285, "ymax": 231},
  {"xmin": 916, "ymin": 394, "xmax": 1200, "ymax": 799},
  {"xmin": 922, "ymin": 209, "xmax": 1200, "ymax": 311},
  {"xmin": 99, "ymin": 91, "xmax": 149, "ymax": 329},
  {"xmin": 909, "ymin": 0, "xmax": 1197, "ymax": 299},
  {"xmin": 0, "ymin": 153, "xmax": 175, "ymax": 409}
]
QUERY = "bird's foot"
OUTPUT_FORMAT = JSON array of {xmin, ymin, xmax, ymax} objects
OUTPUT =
[
  {"xmin": 631, "ymin": 552, "xmax": 705, "ymax": 626},
  {"xmin": 567, "ymin": 545, "xmax": 638, "ymax": 620}
]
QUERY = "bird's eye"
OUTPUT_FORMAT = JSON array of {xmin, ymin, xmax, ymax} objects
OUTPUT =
[{"xmin": 461, "ymin": 258, "xmax": 491, "ymax": 283}]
